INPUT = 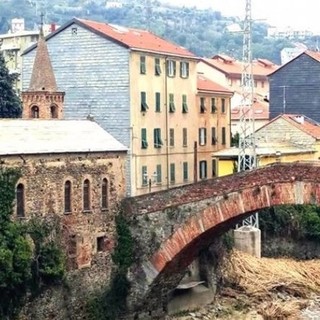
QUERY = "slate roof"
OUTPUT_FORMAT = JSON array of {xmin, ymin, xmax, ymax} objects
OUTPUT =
[
  {"xmin": 0, "ymin": 120, "xmax": 127, "ymax": 155},
  {"xmin": 24, "ymin": 18, "xmax": 196, "ymax": 58},
  {"xmin": 201, "ymin": 54, "xmax": 278, "ymax": 78},
  {"xmin": 197, "ymin": 75, "xmax": 233, "ymax": 94}
]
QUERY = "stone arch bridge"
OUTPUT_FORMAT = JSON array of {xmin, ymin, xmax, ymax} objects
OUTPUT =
[{"xmin": 122, "ymin": 162, "xmax": 320, "ymax": 318}]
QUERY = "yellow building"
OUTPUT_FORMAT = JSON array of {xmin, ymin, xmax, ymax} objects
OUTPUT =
[{"xmin": 213, "ymin": 114, "xmax": 320, "ymax": 177}]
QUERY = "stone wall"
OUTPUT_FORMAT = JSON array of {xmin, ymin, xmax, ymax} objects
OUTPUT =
[{"xmin": 1, "ymin": 150, "xmax": 126, "ymax": 319}]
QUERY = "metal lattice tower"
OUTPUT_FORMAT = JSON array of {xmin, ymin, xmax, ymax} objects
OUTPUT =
[{"xmin": 237, "ymin": 0, "xmax": 258, "ymax": 227}]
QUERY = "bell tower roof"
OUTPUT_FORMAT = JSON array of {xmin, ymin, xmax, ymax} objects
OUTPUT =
[{"xmin": 28, "ymin": 15, "xmax": 57, "ymax": 92}]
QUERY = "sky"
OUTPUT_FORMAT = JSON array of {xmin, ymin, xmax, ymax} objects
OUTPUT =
[{"xmin": 166, "ymin": 0, "xmax": 320, "ymax": 33}]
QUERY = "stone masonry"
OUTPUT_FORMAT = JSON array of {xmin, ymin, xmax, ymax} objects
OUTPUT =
[{"xmin": 122, "ymin": 161, "xmax": 320, "ymax": 317}]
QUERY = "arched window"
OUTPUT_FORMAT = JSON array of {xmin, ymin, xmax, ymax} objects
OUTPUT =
[
  {"xmin": 64, "ymin": 180, "xmax": 72, "ymax": 213},
  {"xmin": 101, "ymin": 178, "xmax": 108, "ymax": 209},
  {"xmin": 83, "ymin": 179, "xmax": 91, "ymax": 211},
  {"xmin": 16, "ymin": 183, "xmax": 25, "ymax": 217},
  {"xmin": 31, "ymin": 106, "xmax": 39, "ymax": 118},
  {"xmin": 50, "ymin": 105, "xmax": 58, "ymax": 118}
]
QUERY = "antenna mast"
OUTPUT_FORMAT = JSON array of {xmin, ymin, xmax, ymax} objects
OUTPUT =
[{"xmin": 238, "ymin": 0, "xmax": 258, "ymax": 227}]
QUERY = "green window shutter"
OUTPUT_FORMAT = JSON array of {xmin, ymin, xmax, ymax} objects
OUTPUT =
[
  {"xmin": 211, "ymin": 98, "xmax": 216, "ymax": 113},
  {"xmin": 173, "ymin": 61, "xmax": 176, "ymax": 76},
  {"xmin": 211, "ymin": 127, "xmax": 216, "ymax": 145},
  {"xmin": 155, "ymin": 58, "xmax": 161, "ymax": 75},
  {"xmin": 186, "ymin": 62, "xmax": 189, "ymax": 77},
  {"xmin": 169, "ymin": 128, "xmax": 174, "ymax": 146},
  {"xmin": 200, "ymin": 97, "xmax": 206, "ymax": 113},
  {"xmin": 155, "ymin": 92, "xmax": 161, "ymax": 112},
  {"xmin": 221, "ymin": 98, "xmax": 226, "ymax": 113},
  {"xmin": 141, "ymin": 91, "xmax": 148, "ymax": 112},
  {"xmin": 140, "ymin": 56, "xmax": 146, "ymax": 74},
  {"xmin": 141, "ymin": 128, "xmax": 148, "ymax": 149},
  {"xmin": 183, "ymin": 128, "xmax": 187, "ymax": 147},
  {"xmin": 170, "ymin": 163, "xmax": 175, "ymax": 183},
  {"xmin": 169, "ymin": 93, "xmax": 175, "ymax": 112},
  {"xmin": 183, "ymin": 162, "xmax": 188, "ymax": 181},
  {"xmin": 156, "ymin": 164, "xmax": 162, "ymax": 183},
  {"xmin": 222, "ymin": 127, "xmax": 226, "ymax": 145},
  {"xmin": 182, "ymin": 94, "xmax": 188, "ymax": 113},
  {"xmin": 154, "ymin": 128, "xmax": 163, "ymax": 148}
]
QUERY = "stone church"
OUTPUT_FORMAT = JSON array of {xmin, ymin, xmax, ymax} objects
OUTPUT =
[{"xmin": 1, "ymin": 24, "xmax": 127, "ymax": 275}]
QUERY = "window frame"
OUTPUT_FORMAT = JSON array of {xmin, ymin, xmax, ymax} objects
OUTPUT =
[
  {"xmin": 200, "ymin": 97, "xmax": 206, "ymax": 113},
  {"xmin": 64, "ymin": 180, "xmax": 72, "ymax": 214},
  {"xmin": 199, "ymin": 127, "xmax": 207, "ymax": 146},
  {"xmin": 183, "ymin": 128, "xmax": 188, "ymax": 147},
  {"xmin": 16, "ymin": 183, "xmax": 25, "ymax": 217},
  {"xmin": 142, "ymin": 165, "xmax": 148, "ymax": 186},
  {"xmin": 156, "ymin": 164, "xmax": 162, "ymax": 184},
  {"xmin": 167, "ymin": 60, "xmax": 176, "ymax": 77},
  {"xmin": 180, "ymin": 61, "xmax": 189, "ymax": 78},
  {"xmin": 101, "ymin": 178, "xmax": 109, "ymax": 210},
  {"xmin": 199, "ymin": 160, "xmax": 208, "ymax": 180},
  {"xmin": 170, "ymin": 163, "xmax": 175, "ymax": 184},
  {"xmin": 154, "ymin": 128, "xmax": 163, "ymax": 148},
  {"xmin": 183, "ymin": 162, "xmax": 188, "ymax": 181},
  {"xmin": 141, "ymin": 128, "xmax": 148, "ymax": 149},
  {"xmin": 169, "ymin": 128, "xmax": 175, "ymax": 147},
  {"xmin": 155, "ymin": 57, "xmax": 161, "ymax": 76},
  {"xmin": 182, "ymin": 94, "xmax": 188, "ymax": 113},
  {"xmin": 221, "ymin": 98, "xmax": 226, "ymax": 113},
  {"xmin": 83, "ymin": 179, "xmax": 91, "ymax": 212},
  {"xmin": 155, "ymin": 92, "xmax": 161, "ymax": 112},
  {"xmin": 140, "ymin": 55, "xmax": 146, "ymax": 74},
  {"xmin": 211, "ymin": 127, "xmax": 217, "ymax": 145},
  {"xmin": 211, "ymin": 98, "xmax": 217, "ymax": 113},
  {"xmin": 31, "ymin": 105, "xmax": 39, "ymax": 118},
  {"xmin": 169, "ymin": 93, "xmax": 175, "ymax": 113},
  {"xmin": 222, "ymin": 127, "xmax": 226, "ymax": 145},
  {"xmin": 141, "ymin": 91, "xmax": 149, "ymax": 112},
  {"xmin": 212, "ymin": 159, "xmax": 217, "ymax": 178}
]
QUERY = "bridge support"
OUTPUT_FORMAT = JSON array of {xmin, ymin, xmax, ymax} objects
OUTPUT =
[{"xmin": 234, "ymin": 226, "xmax": 261, "ymax": 258}]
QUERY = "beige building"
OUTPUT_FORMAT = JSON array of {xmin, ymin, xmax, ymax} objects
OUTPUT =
[{"xmin": 196, "ymin": 74, "xmax": 233, "ymax": 179}]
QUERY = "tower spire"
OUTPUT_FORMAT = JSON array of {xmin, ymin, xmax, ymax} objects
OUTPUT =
[{"xmin": 28, "ymin": 14, "xmax": 57, "ymax": 92}]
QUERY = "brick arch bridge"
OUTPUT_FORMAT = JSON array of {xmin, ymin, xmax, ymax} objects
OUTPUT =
[{"xmin": 122, "ymin": 162, "xmax": 320, "ymax": 318}]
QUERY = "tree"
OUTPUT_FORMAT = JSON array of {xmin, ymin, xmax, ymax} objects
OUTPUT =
[{"xmin": 0, "ymin": 52, "xmax": 22, "ymax": 118}]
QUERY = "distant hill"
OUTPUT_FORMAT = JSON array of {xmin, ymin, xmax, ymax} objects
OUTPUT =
[{"xmin": 1, "ymin": 0, "xmax": 319, "ymax": 64}]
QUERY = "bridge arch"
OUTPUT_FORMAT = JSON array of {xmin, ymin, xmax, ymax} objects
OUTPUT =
[{"xmin": 123, "ymin": 162, "xmax": 320, "ymax": 316}]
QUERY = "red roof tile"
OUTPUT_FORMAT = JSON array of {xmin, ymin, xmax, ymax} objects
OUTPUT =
[
  {"xmin": 231, "ymin": 101, "xmax": 269, "ymax": 120},
  {"xmin": 197, "ymin": 75, "xmax": 233, "ymax": 94},
  {"xmin": 202, "ymin": 54, "xmax": 278, "ymax": 78},
  {"xmin": 77, "ymin": 18, "xmax": 196, "ymax": 58}
]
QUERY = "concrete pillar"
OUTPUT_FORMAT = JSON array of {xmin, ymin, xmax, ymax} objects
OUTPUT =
[{"xmin": 233, "ymin": 226, "xmax": 261, "ymax": 258}]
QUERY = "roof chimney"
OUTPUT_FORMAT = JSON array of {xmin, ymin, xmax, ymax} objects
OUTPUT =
[{"xmin": 294, "ymin": 115, "xmax": 304, "ymax": 124}]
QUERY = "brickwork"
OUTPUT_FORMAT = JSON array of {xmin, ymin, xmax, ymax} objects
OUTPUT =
[{"xmin": 123, "ymin": 162, "xmax": 320, "ymax": 316}]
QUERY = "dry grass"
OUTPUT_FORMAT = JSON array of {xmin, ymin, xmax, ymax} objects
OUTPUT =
[{"xmin": 220, "ymin": 250, "xmax": 320, "ymax": 318}]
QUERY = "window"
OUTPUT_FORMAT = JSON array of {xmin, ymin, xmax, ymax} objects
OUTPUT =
[
  {"xmin": 64, "ymin": 180, "xmax": 72, "ymax": 213},
  {"xmin": 212, "ymin": 159, "xmax": 217, "ymax": 177},
  {"xmin": 199, "ymin": 128, "xmax": 207, "ymax": 146},
  {"xmin": 199, "ymin": 161, "xmax": 207, "ymax": 180},
  {"xmin": 211, "ymin": 98, "xmax": 216, "ymax": 113},
  {"xmin": 140, "ymin": 56, "xmax": 146, "ymax": 74},
  {"xmin": 16, "ymin": 183, "xmax": 25, "ymax": 217},
  {"xmin": 211, "ymin": 127, "xmax": 217, "ymax": 145},
  {"xmin": 183, "ymin": 162, "xmax": 188, "ymax": 181},
  {"xmin": 154, "ymin": 128, "xmax": 163, "ymax": 148},
  {"xmin": 156, "ymin": 164, "xmax": 162, "ymax": 183},
  {"xmin": 101, "ymin": 178, "xmax": 108, "ymax": 209},
  {"xmin": 221, "ymin": 98, "xmax": 226, "ymax": 113},
  {"xmin": 155, "ymin": 92, "xmax": 161, "ymax": 112},
  {"xmin": 180, "ymin": 61, "xmax": 189, "ymax": 78},
  {"xmin": 50, "ymin": 105, "xmax": 58, "ymax": 118},
  {"xmin": 31, "ymin": 105, "xmax": 39, "ymax": 118},
  {"xmin": 169, "ymin": 93, "xmax": 175, "ymax": 112},
  {"xmin": 182, "ymin": 94, "xmax": 188, "ymax": 113},
  {"xmin": 183, "ymin": 128, "xmax": 188, "ymax": 147},
  {"xmin": 170, "ymin": 163, "xmax": 175, "ymax": 183},
  {"xmin": 71, "ymin": 27, "xmax": 77, "ymax": 35},
  {"xmin": 97, "ymin": 236, "xmax": 105, "ymax": 252},
  {"xmin": 155, "ymin": 58, "xmax": 161, "ymax": 75},
  {"xmin": 142, "ymin": 166, "xmax": 148, "ymax": 186},
  {"xmin": 200, "ymin": 97, "xmax": 206, "ymax": 113},
  {"xmin": 167, "ymin": 60, "xmax": 176, "ymax": 77},
  {"xmin": 222, "ymin": 127, "xmax": 226, "ymax": 145},
  {"xmin": 141, "ymin": 128, "xmax": 148, "ymax": 149},
  {"xmin": 83, "ymin": 179, "xmax": 91, "ymax": 211},
  {"xmin": 141, "ymin": 91, "xmax": 148, "ymax": 112},
  {"xmin": 169, "ymin": 128, "xmax": 175, "ymax": 147}
]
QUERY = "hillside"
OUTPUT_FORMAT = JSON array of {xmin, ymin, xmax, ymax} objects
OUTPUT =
[{"xmin": 0, "ymin": 0, "xmax": 318, "ymax": 64}]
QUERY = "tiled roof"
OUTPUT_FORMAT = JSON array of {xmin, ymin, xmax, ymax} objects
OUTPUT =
[
  {"xmin": 76, "ymin": 18, "xmax": 196, "ymax": 57},
  {"xmin": 197, "ymin": 75, "xmax": 233, "ymax": 94},
  {"xmin": 201, "ymin": 54, "xmax": 278, "ymax": 77},
  {"xmin": 231, "ymin": 101, "xmax": 269, "ymax": 120},
  {"xmin": 282, "ymin": 114, "xmax": 320, "ymax": 139},
  {"xmin": 0, "ymin": 120, "xmax": 127, "ymax": 155}
]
